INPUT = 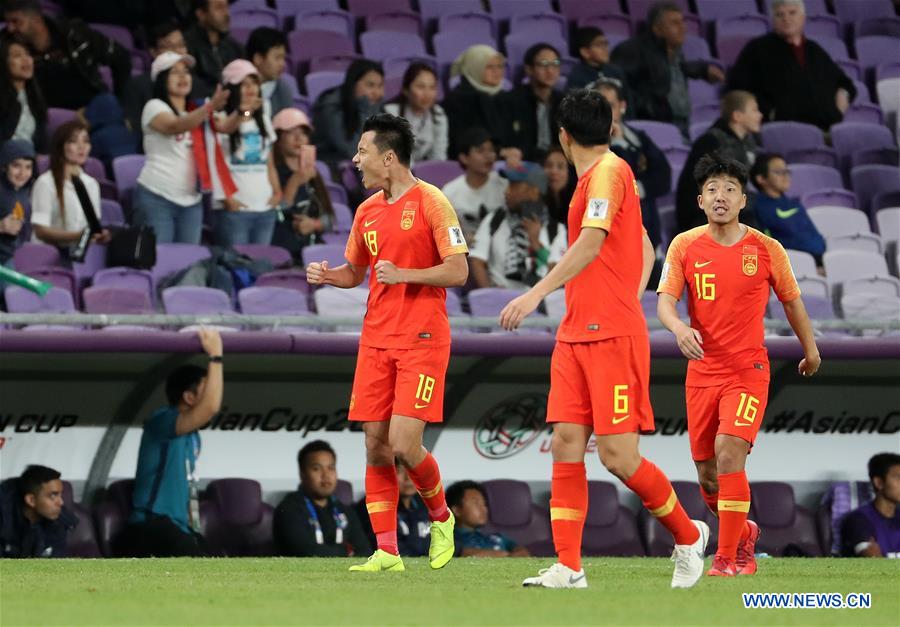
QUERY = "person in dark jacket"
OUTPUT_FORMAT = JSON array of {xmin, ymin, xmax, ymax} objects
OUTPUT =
[
  {"xmin": 0, "ymin": 32, "xmax": 47, "ymax": 152},
  {"xmin": 610, "ymin": 1, "xmax": 723, "ymax": 139},
  {"xmin": 503, "ymin": 43, "xmax": 564, "ymax": 163},
  {"xmin": 0, "ymin": 139, "xmax": 35, "ymax": 268},
  {"xmin": 595, "ymin": 79, "xmax": 670, "ymax": 249},
  {"xmin": 273, "ymin": 441, "xmax": 371, "ymax": 558},
  {"xmin": 751, "ymin": 152, "xmax": 826, "ymax": 266},
  {"xmin": 675, "ymin": 90, "xmax": 762, "ymax": 232},
  {"xmin": 567, "ymin": 26, "xmax": 628, "ymax": 94},
  {"xmin": 3, "ymin": 0, "xmax": 132, "ymax": 110},
  {"xmin": 183, "ymin": 0, "xmax": 244, "ymax": 100},
  {"xmin": 0, "ymin": 465, "xmax": 76, "ymax": 558},
  {"xmin": 726, "ymin": 0, "xmax": 855, "ymax": 130}
]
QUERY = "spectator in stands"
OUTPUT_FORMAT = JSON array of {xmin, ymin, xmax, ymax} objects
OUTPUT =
[
  {"xmin": 503, "ymin": 43, "xmax": 563, "ymax": 163},
  {"xmin": 313, "ymin": 59, "xmax": 384, "ymax": 167},
  {"xmin": 213, "ymin": 59, "xmax": 281, "ymax": 247},
  {"xmin": 442, "ymin": 126, "xmax": 508, "ymax": 243},
  {"xmin": 273, "ymin": 440, "xmax": 371, "ymax": 558},
  {"xmin": 31, "ymin": 119, "xmax": 111, "ymax": 250},
  {"xmin": 384, "ymin": 62, "xmax": 448, "ymax": 163},
  {"xmin": 446, "ymin": 481, "xmax": 530, "ymax": 558},
  {"xmin": 128, "ymin": 328, "xmax": 222, "ymax": 557},
  {"xmin": 727, "ymin": 0, "xmax": 855, "ymax": 130},
  {"xmin": 123, "ymin": 21, "xmax": 188, "ymax": 147},
  {"xmin": 3, "ymin": 0, "xmax": 132, "ymax": 110},
  {"xmin": 270, "ymin": 107, "xmax": 335, "ymax": 263},
  {"xmin": 542, "ymin": 145, "xmax": 575, "ymax": 228},
  {"xmin": 469, "ymin": 163, "xmax": 566, "ymax": 290},
  {"xmin": 0, "ymin": 32, "xmax": 47, "ymax": 152},
  {"xmin": 750, "ymin": 153, "xmax": 826, "ymax": 267},
  {"xmin": 396, "ymin": 461, "xmax": 431, "ymax": 557},
  {"xmin": 675, "ymin": 90, "xmax": 762, "ymax": 232},
  {"xmin": 0, "ymin": 465, "xmax": 76, "ymax": 558},
  {"xmin": 595, "ymin": 79, "xmax": 670, "ymax": 249},
  {"xmin": 184, "ymin": 0, "xmax": 243, "ymax": 100},
  {"xmin": 611, "ymin": 1, "xmax": 724, "ymax": 139},
  {"xmin": 0, "ymin": 139, "xmax": 35, "ymax": 269},
  {"xmin": 841, "ymin": 453, "xmax": 900, "ymax": 559},
  {"xmin": 134, "ymin": 52, "xmax": 229, "ymax": 244},
  {"xmin": 247, "ymin": 27, "xmax": 292, "ymax": 117},
  {"xmin": 567, "ymin": 26, "xmax": 627, "ymax": 94}
]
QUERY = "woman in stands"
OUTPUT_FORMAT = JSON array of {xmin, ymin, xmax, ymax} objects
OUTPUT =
[
  {"xmin": 30, "ymin": 119, "xmax": 110, "ymax": 250},
  {"xmin": 0, "ymin": 33, "xmax": 48, "ymax": 152},
  {"xmin": 212, "ymin": 59, "xmax": 282, "ymax": 247},
  {"xmin": 134, "ymin": 51, "xmax": 229, "ymax": 244},
  {"xmin": 270, "ymin": 107, "xmax": 335, "ymax": 264},
  {"xmin": 542, "ymin": 145, "xmax": 575, "ymax": 228},
  {"xmin": 384, "ymin": 62, "xmax": 448, "ymax": 163},
  {"xmin": 312, "ymin": 59, "xmax": 384, "ymax": 166}
]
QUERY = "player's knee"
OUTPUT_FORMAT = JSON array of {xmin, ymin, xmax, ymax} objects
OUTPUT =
[
  {"xmin": 598, "ymin": 449, "xmax": 629, "ymax": 480},
  {"xmin": 715, "ymin": 449, "xmax": 745, "ymax": 474}
]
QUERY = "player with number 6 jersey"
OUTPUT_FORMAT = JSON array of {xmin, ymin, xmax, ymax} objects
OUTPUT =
[
  {"xmin": 657, "ymin": 153, "xmax": 821, "ymax": 578},
  {"xmin": 306, "ymin": 113, "xmax": 468, "ymax": 574}
]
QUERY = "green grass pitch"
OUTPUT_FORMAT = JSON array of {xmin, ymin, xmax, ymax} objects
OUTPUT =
[{"xmin": 1, "ymin": 557, "xmax": 898, "ymax": 626}]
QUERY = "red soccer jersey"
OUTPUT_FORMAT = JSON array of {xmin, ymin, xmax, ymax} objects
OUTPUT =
[
  {"xmin": 557, "ymin": 150, "xmax": 648, "ymax": 343},
  {"xmin": 657, "ymin": 225, "xmax": 801, "ymax": 386},
  {"xmin": 344, "ymin": 180, "xmax": 469, "ymax": 349}
]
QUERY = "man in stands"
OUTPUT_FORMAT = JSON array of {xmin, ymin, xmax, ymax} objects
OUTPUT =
[
  {"xmin": 4, "ymin": 0, "xmax": 132, "ymax": 109},
  {"xmin": 0, "ymin": 465, "xmax": 76, "ymax": 558},
  {"xmin": 247, "ymin": 27, "xmax": 293, "ymax": 117},
  {"xmin": 446, "ymin": 481, "xmax": 530, "ymax": 558},
  {"xmin": 273, "ymin": 440, "xmax": 371, "ymax": 557},
  {"xmin": 184, "ymin": 0, "xmax": 243, "ymax": 99},
  {"xmin": 727, "ymin": 0, "xmax": 855, "ymax": 130},
  {"xmin": 503, "ymin": 43, "xmax": 564, "ymax": 162},
  {"xmin": 567, "ymin": 26, "xmax": 627, "ymax": 93},
  {"xmin": 841, "ymin": 453, "xmax": 900, "ymax": 558},
  {"xmin": 127, "ymin": 328, "xmax": 222, "ymax": 557}
]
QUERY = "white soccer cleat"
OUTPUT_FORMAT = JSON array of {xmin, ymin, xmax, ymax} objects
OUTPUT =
[
  {"xmin": 522, "ymin": 562, "xmax": 588, "ymax": 589},
  {"xmin": 670, "ymin": 520, "xmax": 710, "ymax": 589}
]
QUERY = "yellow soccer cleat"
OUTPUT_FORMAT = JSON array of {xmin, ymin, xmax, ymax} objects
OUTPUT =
[
  {"xmin": 348, "ymin": 549, "xmax": 405, "ymax": 573},
  {"xmin": 429, "ymin": 511, "xmax": 455, "ymax": 569}
]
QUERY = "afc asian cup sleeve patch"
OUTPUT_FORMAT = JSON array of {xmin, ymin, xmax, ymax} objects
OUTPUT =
[
  {"xmin": 448, "ymin": 225, "xmax": 466, "ymax": 247},
  {"xmin": 587, "ymin": 198, "xmax": 609, "ymax": 220}
]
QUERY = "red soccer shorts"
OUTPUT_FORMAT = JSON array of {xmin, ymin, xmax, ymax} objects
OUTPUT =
[
  {"xmin": 685, "ymin": 365, "xmax": 770, "ymax": 461},
  {"xmin": 348, "ymin": 344, "xmax": 450, "ymax": 423},
  {"xmin": 547, "ymin": 335, "xmax": 655, "ymax": 435}
]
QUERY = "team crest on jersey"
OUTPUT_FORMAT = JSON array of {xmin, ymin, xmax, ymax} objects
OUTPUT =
[
  {"xmin": 401, "ymin": 201, "xmax": 417, "ymax": 230},
  {"xmin": 742, "ymin": 245, "xmax": 758, "ymax": 276}
]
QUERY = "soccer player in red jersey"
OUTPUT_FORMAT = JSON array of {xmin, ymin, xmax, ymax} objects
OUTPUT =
[
  {"xmin": 657, "ymin": 154, "xmax": 821, "ymax": 577},
  {"xmin": 500, "ymin": 90, "xmax": 710, "ymax": 589},
  {"xmin": 306, "ymin": 113, "xmax": 469, "ymax": 572}
]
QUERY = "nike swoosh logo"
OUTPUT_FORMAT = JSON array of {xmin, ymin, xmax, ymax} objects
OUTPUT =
[
  {"xmin": 733, "ymin": 420, "xmax": 751, "ymax": 427},
  {"xmin": 364, "ymin": 219, "xmax": 378, "ymax": 227},
  {"xmin": 720, "ymin": 502, "xmax": 744, "ymax": 509},
  {"xmin": 694, "ymin": 260, "xmax": 713, "ymax": 268},
  {"xmin": 414, "ymin": 403, "xmax": 429, "ymax": 409},
  {"xmin": 612, "ymin": 414, "xmax": 630, "ymax": 425},
  {"xmin": 568, "ymin": 574, "xmax": 586, "ymax": 584},
  {"xmin": 776, "ymin": 208, "xmax": 799, "ymax": 219}
]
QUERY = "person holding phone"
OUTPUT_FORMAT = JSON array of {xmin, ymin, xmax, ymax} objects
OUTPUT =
[{"xmin": 270, "ymin": 107, "xmax": 335, "ymax": 263}]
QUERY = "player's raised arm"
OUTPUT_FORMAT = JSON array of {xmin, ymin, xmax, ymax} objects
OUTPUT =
[{"xmin": 781, "ymin": 297, "xmax": 821, "ymax": 377}]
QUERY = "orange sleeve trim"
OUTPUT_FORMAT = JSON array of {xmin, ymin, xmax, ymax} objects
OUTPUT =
[
  {"xmin": 759, "ymin": 231, "xmax": 802, "ymax": 302},
  {"xmin": 423, "ymin": 184, "xmax": 469, "ymax": 258}
]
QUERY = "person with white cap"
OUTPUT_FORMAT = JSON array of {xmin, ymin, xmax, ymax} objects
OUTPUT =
[
  {"xmin": 212, "ymin": 58, "xmax": 281, "ymax": 247},
  {"xmin": 133, "ymin": 51, "xmax": 230, "ymax": 244},
  {"xmin": 270, "ymin": 107, "xmax": 335, "ymax": 263}
]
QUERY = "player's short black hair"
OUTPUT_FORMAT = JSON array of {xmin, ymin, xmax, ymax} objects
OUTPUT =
[
  {"xmin": 361, "ymin": 112, "xmax": 414, "ymax": 167},
  {"xmin": 523, "ymin": 42, "xmax": 560, "ymax": 66},
  {"xmin": 649, "ymin": 1, "xmax": 684, "ymax": 28},
  {"xmin": 298, "ymin": 440, "xmax": 336, "ymax": 470},
  {"xmin": 868, "ymin": 453, "xmax": 900, "ymax": 487},
  {"xmin": 575, "ymin": 26, "xmax": 605, "ymax": 52},
  {"xmin": 749, "ymin": 152, "xmax": 785, "ymax": 185},
  {"xmin": 446, "ymin": 480, "xmax": 487, "ymax": 510},
  {"xmin": 557, "ymin": 88, "xmax": 612, "ymax": 147},
  {"xmin": 19, "ymin": 465, "xmax": 61, "ymax": 497},
  {"xmin": 246, "ymin": 26, "xmax": 288, "ymax": 60},
  {"xmin": 693, "ymin": 152, "xmax": 748, "ymax": 192},
  {"xmin": 165, "ymin": 364, "xmax": 207, "ymax": 406}
]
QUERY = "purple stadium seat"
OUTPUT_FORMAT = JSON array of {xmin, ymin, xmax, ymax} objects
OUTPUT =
[
  {"xmin": 786, "ymin": 164, "xmax": 844, "ymax": 197},
  {"xmin": 851, "ymin": 165, "xmax": 900, "ymax": 214},
  {"xmin": 504, "ymin": 32, "xmax": 567, "ymax": 74},
  {"xmin": 301, "ymin": 243, "xmax": 347, "ymax": 269},
  {"xmin": 509, "ymin": 13, "xmax": 568, "ymax": 39},
  {"xmin": 481, "ymin": 480, "xmax": 553, "ymax": 555},
  {"xmin": 47, "ymin": 107, "xmax": 77, "ymax": 138},
  {"xmin": 560, "ymin": 0, "xmax": 624, "ymax": 21},
  {"xmin": 326, "ymin": 180, "xmax": 350, "ymax": 205},
  {"xmin": 802, "ymin": 188, "xmax": 858, "ymax": 210},
  {"xmin": 92, "ymin": 267, "xmax": 153, "ymax": 300},
  {"xmin": 837, "ymin": 58, "xmax": 862, "ymax": 81},
  {"xmin": 12, "ymin": 242, "xmax": 62, "ymax": 272},
  {"xmin": 282, "ymin": 0, "xmax": 340, "ymax": 29},
  {"xmin": 238, "ymin": 286, "xmax": 310, "ymax": 314},
  {"xmin": 843, "ymin": 275, "xmax": 900, "ymax": 297},
  {"xmin": 581, "ymin": 481, "xmax": 646, "ymax": 556},
  {"xmin": 689, "ymin": 78, "xmax": 720, "ymax": 105},
  {"xmin": 100, "ymin": 199, "xmax": 126, "ymax": 226},
  {"xmin": 489, "ymin": 0, "xmax": 554, "ymax": 21},
  {"xmin": 331, "ymin": 202, "xmax": 353, "ymax": 232},
  {"xmin": 715, "ymin": 34, "xmax": 753, "ymax": 67},
  {"xmin": 628, "ymin": 120, "xmax": 685, "ymax": 148},
  {"xmin": 663, "ymin": 145, "xmax": 689, "ymax": 189},
  {"xmin": 833, "ymin": 0, "xmax": 894, "ymax": 26},
  {"xmin": 855, "ymin": 36, "xmax": 900, "ymax": 74},
  {"xmin": 750, "ymin": 482, "xmax": 823, "ymax": 556},
  {"xmin": 419, "ymin": 0, "xmax": 483, "ymax": 24},
  {"xmin": 681, "ymin": 35, "xmax": 712, "ymax": 61},
  {"xmin": 843, "ymin": 102, "xmax": 884, "ymax": 125},
  {"xmin": 83, "ymin": 286, "xmax": 153, "ymax": 314},
  {"xmin": 810, "ymin": 35, "xmax": 850, "ymax": 62},
  {"xmin": 784, "ymin": 146, "xmax": 839, "ymax": 169},
  {"xmin": 233, "ymin": 244, "xmax": 292, "ymax": 268},
  {"xmin": 628, "ymin": 0, "xmax": 691, "ymax": 21},
  {"xmin": 88, "ymin": 22, "xmax": 134, "ymax": 49},
  {"xmin": 360, "ymin": 31, "xmax": 428, "ymax": 63},
  {"xmin": 294, "ymin": 9, "xmax": 354, "ymax": 38},
  {"xmin": 641, "ymin": 481, "xmax": 719, "ymax": 557},
  {"xmin": 367, "ymin": 11, "xmax": 422, "ymax": 36},
  {"xmin": 111, "ymin": 154, "xmax": 145, "ymax": 212},
  {"xmin": 60, "ymin": 482, "xmax": 101, "ymax": 558},
  {"xmin": 254, "ymin": 269, "xmax": 311, "ymax": 294},
  {"xmin": 467, "ymin": 288, "xmax": 524, "ymax": 317},
  {"xmin": 875, "ymin": 191, "xmax": 900, "ymax": 213},
  {"xmin": 92, "ymin": 479, "xmax": 134, "ymax": 557},
  {"xmin": 855, "ymin": 16, "xmax": 900, "ymax": 38},
  {"xmin": 823, "ymin": 249, "xmax": 890, "ymax": 286},
  {"xmin": 162, "ymin": 286, "xmax": 234, "ymax": 315},
  {"xmin": 29, "ymin": 267, "xmax": 76, "ymax": 299},
  {"xmin": 150, "ymin": 243, "xmax": 211, "ymax": 285},
  {"xmin": 412, "ymin": 160, "xmax": 463, "ymax": 188},
  {"xmin": 804, "ymin": 15, "xmax": 842, "ymax": 39},
  {"xmin": 771, "ymin": 293, "xmax": 836, "ymax": 323},
  {"xmin": 760, "ymin": 121, "xmax": 824, "ymax": 154},
  {"xmin": 876, "ymin": 208, "xmax": 900, "ymax": 242},
  {"xmin": 287, "ymin": 30, "xmax": 354, "ymax": 66},
  {"xmin": 689, "ymin": 120, "xmax": 711, "ymax": 141},
  {"xmin": 312, "ymin": 286, "xmax": 368, "ymax": 331},
  {"xmin": 203, "ymin": 479, "xmax": 275, "ymax": 556},
  {"xmin": 433, "ymin": 30, "xmax": 497, "ymax": 75},
  {"xmin": 691, "ymin": 101, "xmax": 720, "ymax": 125},
  {"xmin": 4, "ymin": 286, "xmax": 74, "ymax": 314},
  {"xmin": 808, "ymin": 206, "xmax": 871, "ymax": 238},
  {"xmin": 335, "ymin": 479, "xmax": 354, "ymax": 506},
  {"xmin": 230, "ymin": 7, "xmax": 279, "ymax": 29},
  {"xmin": 445, "ymin": 289, "xmax": 465, "ymax": 317},
  {"xmin": 578, "ymin": 14, "xmax": 633, "ymax": 36},
  {"xmin": 345, "ymin": 0, "xmax": 410, "ymax": 18},
  {"xmin": 438, "ymin": 11, "xmax": 495, "ymax": 38},
  {"xmin": 715, "ymin": 13, "xmax": 768, "ymax": 38},
  {"xmin": 786, "ymin": 249, "xmax": 818, "ymax": 278},
  {"xmin": 695, "ymin": 0, "xmax": 760, "ymax": 22},
  {"xmin": 851, "ymin": 147, "xmax": 899, "ymax": 170},
  {"xmin": 71, "ymin": 243, "xmax": 108, "ymax": 290},
  {"xmin": 304, "ymin": 70, "xmax": 345, "ymax": 102}
]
